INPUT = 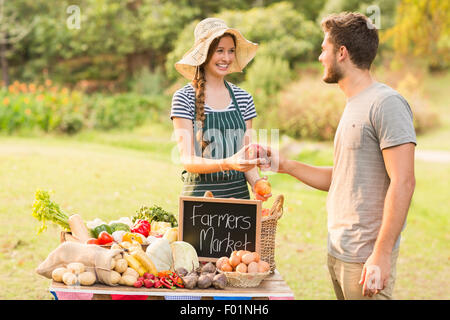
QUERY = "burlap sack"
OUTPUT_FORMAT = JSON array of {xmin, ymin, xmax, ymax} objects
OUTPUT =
[{"xmin": 36, "ymin": 242, "xmax": 123, "ymax": 286}]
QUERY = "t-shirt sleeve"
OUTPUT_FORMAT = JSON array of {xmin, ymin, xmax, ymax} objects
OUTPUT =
[
  {"xmin": 372, "ymin": 95, "xmax": 417, "ymax": 150},
  {"xmin": 243, "ymin": 93, "xmax": 257, "ymax": 121},
  {"xmin": 170, "ymin": 89, "xmax": 194, "ymax": 121}
]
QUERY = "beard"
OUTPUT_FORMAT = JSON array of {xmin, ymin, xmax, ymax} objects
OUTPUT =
[{"xmin": 322, "ymin": 58, "xmax": 344, "ymax": 84}]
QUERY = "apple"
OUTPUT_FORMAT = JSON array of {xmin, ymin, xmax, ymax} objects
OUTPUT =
[{"xmin": 246, "ymin": 144, "xmax": 265, "ymax": 160}]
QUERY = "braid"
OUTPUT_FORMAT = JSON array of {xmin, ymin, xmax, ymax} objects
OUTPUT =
[{"xmin": 192, "ymin": 66, "xmax": 209, "ymax": 153}]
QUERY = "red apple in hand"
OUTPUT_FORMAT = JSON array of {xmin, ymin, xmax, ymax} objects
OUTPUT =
[{"xmin": 246, "ymin": 144, "xmax": 266, "ymax": 160}]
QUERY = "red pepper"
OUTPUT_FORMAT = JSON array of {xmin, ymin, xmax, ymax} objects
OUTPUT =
[
  {"xmin": 169, "ymin": 274, "xmax": 184, "ymax": 288},
  {"xmin": 160, "ymin": 277, "xmax": 176, "ymax": 289},
  {"xmin": 130, "ymin": 219, "xmax": 151, "ymax": 237}
]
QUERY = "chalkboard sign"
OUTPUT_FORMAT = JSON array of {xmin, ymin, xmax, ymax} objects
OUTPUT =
[{"xmin": 178, "ymin": 196, "xmax": 262, "ymax": 262}]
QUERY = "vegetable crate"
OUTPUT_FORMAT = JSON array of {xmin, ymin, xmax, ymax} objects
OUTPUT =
[{"xmin": 261, "ymin": 194, "xmax": 284, "ymax": 273}]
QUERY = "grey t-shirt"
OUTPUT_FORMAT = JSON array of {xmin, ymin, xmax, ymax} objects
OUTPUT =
[{"xmin": 326, "ymin": 82, "xmax": 417, "ymax": 263}]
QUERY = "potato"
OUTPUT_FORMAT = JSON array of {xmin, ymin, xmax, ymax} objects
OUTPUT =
[
  {"xmin": 67, "ymin": 262, "xmax": 85, "ymax": 275},
  {"xmin": 79, "ymin": 272, "xmax": 96, "ymax": 286},
  {"xmin": 258, "ymin": 260, "xmax": 270, "ymax": 273},
  {"xmin": 110, "ymin": 258, "xmax": 116, "ymax": 270},
  {"xmin": 120, "ymin": 241, "xmax": 132, "ymax": 249},
  {"xmin": 241, "ymin": 253, "xmax": 255, "ymax": 265},
  {"xmin": 247, "ymin": 261, "xmax": 259, "ymax": 274},
  {"xmin": 113, "ymin": 253, "xmax": 123, "ymax": 260},
  {"xmin": 111, "ymin": 244, "xmax": 122, "ymax": 251},
  {"xmin": 235, "ymin": 263, "xmax": 247, "ymax": 273},
  {"xmin": 52, "ymin": 267, "xmax": 68, "ymax": 282},
  {"xmin": 114, "ymin": 259, "xmax": 128, "ymax": 274},
  {"xmin": 62, "ymin": 272, "xmax": 78, "ymax": 286},
  {"xmin": 123, "ymin": 267, "xmax": 139, "ymax": 278},
  {"xmin": 119, "ymin": 274, "xmax": 137, "ymax": 287},
  {"xmin": 110, "ymin": 271, "xmax": 121, "ymax": 285}
]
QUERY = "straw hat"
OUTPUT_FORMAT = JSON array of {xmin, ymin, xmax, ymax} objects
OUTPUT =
[{"xmin": 175, "ymin": 18, "xmax": 258, "ymax": 80}]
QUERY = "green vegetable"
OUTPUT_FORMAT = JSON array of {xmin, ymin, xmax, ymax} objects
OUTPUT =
[
  {"xmin": 132, "ymin": 205, "xmax": 178, "ymax": 227},
  {"xmin": 32, "ymin": 189, "xmax": 70, "ymax": 234},
  {"xmin": 91, "ymin": 224, "xmax": 113, "ymax": 238},
  {"xmin": 109, "ymin": 222, "xmax": 130, "ymax": 233}
]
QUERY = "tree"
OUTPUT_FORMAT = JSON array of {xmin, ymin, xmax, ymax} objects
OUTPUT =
[
  {"xmin": 0, "ymin": 0, "xmax": 36, "ymax": 86},
  {"xmin": 382, "ymin": 0, "xmax": 450, "ymax": 70}
]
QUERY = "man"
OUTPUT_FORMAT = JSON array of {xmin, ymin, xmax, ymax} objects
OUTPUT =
[{"xmin": 261, "ymin": 12, "xmax": 416, "ymax": 299}]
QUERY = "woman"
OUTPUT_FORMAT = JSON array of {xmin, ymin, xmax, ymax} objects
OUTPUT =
[{"xmin": 171, "ymin": 18, "xmax": 271, "ymax": 201}]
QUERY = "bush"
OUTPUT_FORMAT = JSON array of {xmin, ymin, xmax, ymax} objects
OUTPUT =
[
  {"xmin": 166, "ymin": 2, "xmax": 322, "ymax": 82},
  {"xmin": 0, "ymin": 80, "xmax": 166, "ymax": 134},
  {"xmin": 277, "ymin": 77, "xmax": 345, "ymax": 141},
  {"xmin": 0, "ymin": 80, "xmax": 87, "ymax": 134},
  {"xmin": 394, "ymin": 72, "xmax": 440, "ymax": 135},
  {"xmin": 87, "ymin": 93, "xmax": 164, "ymax": 130},
  {"xmin": 240, "ymin": 56, "xmax": 292, "ymax": 128},
  {"xmin": 276, "ymin": 70, "xmax": 439, "ymax": 141}
]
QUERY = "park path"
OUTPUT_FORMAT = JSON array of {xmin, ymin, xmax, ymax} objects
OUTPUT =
[
  {"xmin": 415, "ymin": 150, "xmax": 450, "ymax": 164},
  {"xmin": 281, "ymin": 140, "xmax": 450, "ymax": 164}
]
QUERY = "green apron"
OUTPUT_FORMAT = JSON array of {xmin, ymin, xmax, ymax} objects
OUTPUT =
[{"xmin": 181, "ymin": 81, "xmax": 250, "ymax": 199}]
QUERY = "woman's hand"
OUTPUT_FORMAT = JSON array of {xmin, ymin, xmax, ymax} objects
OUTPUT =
[
  {"xmin": 252, "ymin": 176, "xmax": 272, "ymax": 202},
  {"xmin": 224, "ymin": 145, "xmax": 268, "ymax": 172}
]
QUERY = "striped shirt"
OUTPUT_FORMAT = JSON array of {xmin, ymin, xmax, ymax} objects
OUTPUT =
[{"xmin": 170, "ymin": 82, "xmax": 257, "ymax": 121}]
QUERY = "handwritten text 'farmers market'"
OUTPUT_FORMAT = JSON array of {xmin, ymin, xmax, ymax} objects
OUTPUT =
[{"xmin": 191, "ymin": 204, "xmax": 252, "ymax": 254}]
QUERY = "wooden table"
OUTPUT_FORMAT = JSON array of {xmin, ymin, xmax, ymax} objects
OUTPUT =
[{"xmin": 49, "ymin": 270, "xmax": 294, "ymax": 300}]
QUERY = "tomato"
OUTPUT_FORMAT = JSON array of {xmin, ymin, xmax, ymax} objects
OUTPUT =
[
  {"xmin": 254, "ymin": 179, "xmax": 271, "ymax": 196},
  {"xmin": 97, "ymin": 231, "xmax": 114, "ymax": 245},
  {"xmin": 86, "ymin": 238, "xmax": 99, "ymax": 245}
]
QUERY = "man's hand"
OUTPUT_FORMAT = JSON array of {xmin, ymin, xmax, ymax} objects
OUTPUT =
[
  {"xmin": 257, "ymin": 145, "xmax": 287, "ymax": 173},
  {"xmin": 225, "ymin": 145, "xmax": 269, "ymax": 172},
  {"xmin": 359, "ymin": 251, "xmax": 391, "ymax": 297}
]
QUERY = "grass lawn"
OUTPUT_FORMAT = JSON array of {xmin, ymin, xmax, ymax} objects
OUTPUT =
[{"xmin": 0, "ymin": 117, "xmax": 448, "ymax": 299}]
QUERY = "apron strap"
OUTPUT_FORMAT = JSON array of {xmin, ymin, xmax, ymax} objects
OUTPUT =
[{"xmin": 224, "ymin": 81, "xmax": 244, "ymax": 119}]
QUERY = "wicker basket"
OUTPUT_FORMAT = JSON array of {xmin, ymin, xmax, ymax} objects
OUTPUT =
[
  {"xmin": 219, "ymin": 270, "xmax": 270, "ymax": 288},
  {"xmin": 260, "ymin": 194, "xmax": 284, "ymax": 273}
]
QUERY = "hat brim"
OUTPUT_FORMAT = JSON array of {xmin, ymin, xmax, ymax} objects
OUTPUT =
[{"xmin": 175, "ymin": 28, "xmax": 258, "ymax": 80}]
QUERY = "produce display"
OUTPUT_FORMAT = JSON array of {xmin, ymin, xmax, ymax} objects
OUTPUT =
[{"xmin": 33, "ymin": 189, "xmax": 276, "ymax": 293}]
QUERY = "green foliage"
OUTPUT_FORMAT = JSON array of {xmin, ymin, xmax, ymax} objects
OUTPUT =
[
  {"xmin": 166, "ymin": 2, "xmax": 322, "ymax": 82},
  {"xmin": 276, "ymin": 76, "xmax": 346, "ymax": 140},
  {"xmin": 88, "ymin": 93, "xmax": 163, "ymax": 131},
  {"xmin": 0, "ymin": 81, "xmax": 87, "ymax": 134},
  {"xmin": 382, "ymin": 0, "xmax": 450, "ymax": 71},
  {"xmin": 0, "ymin": 81, "xmax": 165, "ymax": 134},
  {"xmin": 9, "ymin": 0, "xmax": 199, "ymax": 83},
  {"xmin": 128, "ymin": 67, "xmax": 167, "ymax": 97},
  {"xmin": 240, "ymin": 56, "xmax": 292, "ymax": 128}
]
